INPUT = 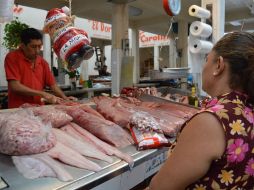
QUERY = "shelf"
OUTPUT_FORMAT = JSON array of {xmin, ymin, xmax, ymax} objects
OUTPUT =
[{"xmin": 149, "ymin": 70, "xmax": 189, "ymax": 81}]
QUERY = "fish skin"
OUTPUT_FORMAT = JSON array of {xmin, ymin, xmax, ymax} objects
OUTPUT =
[
  {"xmin": 61, "ymin": 124, "xmax": 107, "ymax": 154},
  {"xmin": 33, "ymin": 153, "xmax": 73, "ymax": 181},
  {"xmin": 12, "ymin": 153, "xmax": 73, "ymax": 182},
  {"xmin": 66, "ymin": 108, "xmax": 133, "ymax": 147},
  {"xmin": 70, "ymin": 122, "xmax": 134, "ymax": 168},
  {"xmin": 47, "ymin": 141, "xmax": 102, "ymax": 172},
  {"xmin": 52, "ymin": 128, "xmax": 113, "ymax": 163}
]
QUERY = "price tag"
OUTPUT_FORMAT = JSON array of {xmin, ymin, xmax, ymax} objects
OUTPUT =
[{"xmin": 0, "ymin": 177, "xmax": 8, "ymax": 189}]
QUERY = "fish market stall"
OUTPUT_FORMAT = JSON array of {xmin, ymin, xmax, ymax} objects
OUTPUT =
[
  {"xmin": 0, "ymin": 146, "xmax": 168, "ymax": 190},
  {"xmin": 0, "ymin": 96, "xmax": 198, "ymax": 190}
]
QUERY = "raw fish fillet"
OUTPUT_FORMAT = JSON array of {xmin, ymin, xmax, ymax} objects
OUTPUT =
[
  {"xmin": 119, "ymin": 97, "xmax": 197, "ymax": 118},
  {"xmin": 52, "ymin": 128, "xmax": 113, "ymax": 163},
  {"xmin": 61, "ymin": 124, "xmax": 102, "ymax": 151},
  {"xmin": 28, "ymin": 106, "xmax": 73, "ymax": 128},
  {"xmin": 12, "ymin": 153, "xmax": 73, "ymax": 182},
  {"xmin": 68, "ymin": 122, "xmax": 134, "ymax": 168},
  {"xmin": 93, "ymin": 96, "xmax": 130, "ymax": 127},
  {"xmin": 47, "ymin": 141, "xmax": 102, "ymax": 172},
  {"xmin": 129, "ymin": 106, "xmax": 185, "ymax": 136},
  {"xmin": 64, "ymin": 107, "xmax": 133, "ymax": 147},
  {"xmin": 55, "ymin": 104, "xmax": 104, "ymax": 119},
  {"xmin": 79, "ymin": 104, "xmax": 105, "ymax": 119},
  {"xmin": 93, "ymin": 96, "xmax": 190, "ymax": 136},
  {"xmin": 0, "ymin": 111, "xmax": 56, "ymax": 155}
]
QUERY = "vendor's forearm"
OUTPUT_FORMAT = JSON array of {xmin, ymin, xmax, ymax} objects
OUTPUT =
[
  {"xmin": 8, "ymin": 80, "xmax": 44, "ymax": 97},
  {"xmin": 50, "ymin": 84, "xmax": 67, "ymax": 99}
]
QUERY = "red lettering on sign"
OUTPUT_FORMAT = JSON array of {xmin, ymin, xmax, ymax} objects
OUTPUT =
[
  {"xmin": 139, "ymin": 31, "xmax": 169, "ymax": 43},
  {"xmin": 140, "ymin": 35, "xmax": 147, "ymax": 42},
  {"xmin": 90, "ymin": 20, "xmax": 112, "ymax": 33},
  {"xmin": 92, "ymin": 21, "xmax": 99, "ymax": 30},
  {"xmin": 105, "ymin": 26, "xmax": 111, "ymax": 32},
  {"xmin": 13, "ymin": 6, "xmax": 23, "ymax": 14},
  {"xmin": 101, "ymin": 23, "xmax": 104, "ymax": 31}
]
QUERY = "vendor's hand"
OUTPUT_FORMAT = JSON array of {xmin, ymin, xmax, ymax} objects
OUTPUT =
[
  {"xmin": 56, "ymin": 96, "xmax": 78, "ymax": 106},
  {"xmin": 65, "ymin": 96, "xmax": 78, "ymax": 101},
  {"xmin": 41, "ymin": 92, "xmax": 63, "ymax": 104},
  {"xmin": 62, "ymin": 96, "xmax": 78, "ymax": 102}
]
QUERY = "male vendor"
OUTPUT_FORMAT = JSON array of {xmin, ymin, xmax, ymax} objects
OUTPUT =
[{"xmin": 4, "ymin": 28, "xmax": 75, "ymax": 108}]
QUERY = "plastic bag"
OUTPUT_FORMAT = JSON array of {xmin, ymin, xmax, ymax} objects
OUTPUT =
[
  {"xmin": 129, "ymin": 112, "xmax": 170, "ymax": 150},
  {"xmin": 26, "ymin": 106, "xmax": 73, "ymax": 128},
  {"xmin": 129, "ymin": 112, "xmax": 162, "ymax": 133},
  {"xmin": 0, "ymin": 110, "xmax": 56, "ymax": 155}
]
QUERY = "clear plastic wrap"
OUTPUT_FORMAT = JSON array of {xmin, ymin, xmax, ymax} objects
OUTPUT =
[
  {"xmin": 27, "ymin": 106, "xmax": 73, "ymax": 128},
  {"xmin": 129, "ymin": 112, "xmax": 162, "ymax": 133},
  {"xmin": 0, "ymin": 110, "xmax": 56, "ymax": 155}
]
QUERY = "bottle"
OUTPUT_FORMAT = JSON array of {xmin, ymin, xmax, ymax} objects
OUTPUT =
[
  {"xmin": 188, "ymin": 86, "xmax": 199, "ymax": 107},
  {"xmin": 79, "ymin": 75, "xmax": 84, "ymax": 86},
  {"xmin": 87, "ymin": 79, "xmax": 93, "ymax": 88},
  {"xmin": 187, "ymin": 74, "xmax": 193, "ymax": 89}
]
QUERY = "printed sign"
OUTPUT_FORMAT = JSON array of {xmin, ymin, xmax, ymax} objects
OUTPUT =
[
  {"xmin": 85, "ymin": 20, "xmax": 170, "ymax": 47},
  {"xmin": 87, "ymin": 20, "xmax": 112, "ymax": 40},
  {"xmin": 13, "ymin": 6, "xmax": 23, "ymax": 14},
  {"xmin": 139, "ymin": 31, "xmax": 170, "ymax": 47}
]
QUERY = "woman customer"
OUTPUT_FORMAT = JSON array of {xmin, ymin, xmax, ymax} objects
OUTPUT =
[{"xmin": 147, "ymin": 31, "xmax": 254, "ymax": 189}]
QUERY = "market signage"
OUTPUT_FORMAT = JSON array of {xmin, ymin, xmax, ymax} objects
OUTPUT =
[
  {"xmin": 139, "ymin": 31, "xmax": 170, "ymax": 47},
  {"xmin": 86, "ymin": 20, "xmax": 112, "ymax": 40},
  {"xmin": 85, "ymin": 20, "xmax": 170, "ymax": 47},
  {"xmin": 13, "ymin": 5, "xmax": 170, "ymax": 47},
  {"xmin": 13, "ymin": 5, "xmax": 23, "ymax": 14}
]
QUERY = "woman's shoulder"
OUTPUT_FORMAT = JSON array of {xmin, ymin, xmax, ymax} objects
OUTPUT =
[
  {"xmin": 186, "ymin": 111, "xmax": 224, "ymax": 133},
  {"xmin": 179, "ymin": 111, "xmax": 226, "ymax": 161}
]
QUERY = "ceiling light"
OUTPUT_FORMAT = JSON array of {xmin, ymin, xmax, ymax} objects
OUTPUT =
[{"xmin": 229, "ymin": 21, "xmax": 242, "ymax": 26}]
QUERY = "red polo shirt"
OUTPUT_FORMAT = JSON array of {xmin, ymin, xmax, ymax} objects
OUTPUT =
[{"xmin": 4, "ymin": 49, "xmax": 56, "ymax": 108}]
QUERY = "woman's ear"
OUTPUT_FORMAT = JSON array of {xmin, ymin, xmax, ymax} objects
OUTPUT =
[{"xmin": 213, "ymin": 56, "xmax": 225, "ymax": 76}]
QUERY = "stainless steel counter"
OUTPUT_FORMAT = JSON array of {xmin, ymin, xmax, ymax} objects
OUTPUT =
[
  {"xmin": 0, "ymin": 94, "xmax": 198, "ymax": 190},
  {"xmin": 0, "ymin": 145, "xmax": 168, "ymax": 190}
]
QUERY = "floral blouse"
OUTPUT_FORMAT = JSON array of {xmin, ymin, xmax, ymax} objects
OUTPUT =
[{"xmin": 185, "ymin": 91, "xmax": 254, "ymax": 189}]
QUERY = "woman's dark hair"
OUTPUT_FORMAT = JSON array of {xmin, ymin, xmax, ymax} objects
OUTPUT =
[
  {"xmin": 20, "ymin": 27, "xmax": 42, "ymax": 45},
  {"xmin": 212, "ymin": 31, "xmax": 254, "ymax": 104}
]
